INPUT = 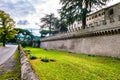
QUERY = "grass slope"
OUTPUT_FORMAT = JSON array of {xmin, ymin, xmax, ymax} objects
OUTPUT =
[{"xmin": 24, "ymin": 47, "xmax": 120, "ymax": 80}]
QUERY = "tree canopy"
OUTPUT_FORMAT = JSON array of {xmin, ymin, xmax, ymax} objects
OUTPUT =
[
  {"xmin": 15, "ymin": 28, "xmax": 33, "ymax": 37},
  {"xmin": 0, "ymin": 10, "xmax": 17, "ymax": 46},
  {"xmin": 60, "ymin": 0, "xmax": 111, "ymax": 29},
  {"xmin": 40, "ymin": 13, "xmax": 68, "ymax": 36},
  {"xmin": 40, "ymin": 13, "xmax": 58, "ymax": 34}
]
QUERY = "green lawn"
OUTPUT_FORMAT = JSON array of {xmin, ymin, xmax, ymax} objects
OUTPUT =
[{"xmin": 24, "ymin": 47, "xmax": 120, "ymax": 80}]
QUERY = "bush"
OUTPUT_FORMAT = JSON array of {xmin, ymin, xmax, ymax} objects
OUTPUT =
[
  {"xmin": 41, "ymin": 57, "xmax": 49, "ymax": 62},
  {"xmin": 0, "ymin": 43, "xmax": 2, "ymax": 46},
  {"xmin": 24, "ymin": 50, "xmax": 31, "ymax": 54},
  {"xmin": 30, "ymin": 55, "xmax": 37, "ymax": 60},
  {"xmin": 21, "ymin": 41, "xmax": 28, "ymax": 48},
  {"xmin": 50, "ymin": 59, "xmax": 56, "ymax": 62}
]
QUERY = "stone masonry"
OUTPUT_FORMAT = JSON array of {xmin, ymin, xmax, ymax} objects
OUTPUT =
[{"xmin": 19, "ymin": 45, "xmax": 39, "ymax": 80}]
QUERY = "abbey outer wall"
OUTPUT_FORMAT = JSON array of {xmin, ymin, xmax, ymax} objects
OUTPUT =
[
  {"xmin": 40, "ymin": 3, "xmax": 120, "ymax": 58},
  {"xmin": 40, "ymin": 34, "xmax": 120, "ymax": 57}
]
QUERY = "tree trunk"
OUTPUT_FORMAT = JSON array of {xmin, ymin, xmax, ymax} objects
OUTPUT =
[
  {"xmin": 49, "ymin": 23, "xmax": 51, "ymax": 35},
  {"xmin": 3, "ymin": 42, "xmax": 6, "ymax": 47},
  {"xmin": 81, "ymin": 9, "xmax": 87, "ymax": 29},
  {"xmin": 2, "ymin": 34, "xmax": 6, "ymax": 47}
]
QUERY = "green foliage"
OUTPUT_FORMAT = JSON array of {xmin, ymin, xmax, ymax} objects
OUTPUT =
[
  {"xmin": 15, "ymin": 28, "xmax": 34, "ymax": 46},
  {"xmin": 20, "ymin": 41, "xmax": 28, "ymax": 48},
  {"xmin": 24, "ymin": 50, "xmax": 31, "ymax": 54},
  {"xmin": 40, "ymin": 30, "xmax": 51, "ymax": 35},
  {"xmin": 15, "ymin": 28, "xmax": 33, "ymax": 37},
  {"xmin": 0, "ymin": 43, "xmax": 2, "ymax": 46},
  {"xmin": 40, "ymin": 13, "xmax": 68, "ymax": 35},
  {"xmin": 41, "ymin": 57, "xmax": 49, "ymax": 62},
  {"xmin": 0, "ymin": 10, "xmax": 18, "ymax": 46},
  {"xmin": 40, "ymin": 30, "xmax": 59, "ymax": 37},
  {"xmin": 60, "ymin": 0, "xmax": 110, "ymax": 28},
  {"xmin": 24, "ymin": 47, "xmax": 120, "ymax": 80},
  {"xmin": 41, "ymin": 13, "xmax": 56, "ymax": 28},
  {"xmin": 30, "ymin": 55, "xmax": 37, "ymax": 60}
]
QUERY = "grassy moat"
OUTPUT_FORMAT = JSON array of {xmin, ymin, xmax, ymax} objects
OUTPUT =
[{"xmin": 24, "ymin": 47, "xmax": 120, "ymax": 80}]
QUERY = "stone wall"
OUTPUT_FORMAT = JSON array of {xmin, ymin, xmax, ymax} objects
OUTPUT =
[
  {"xmin": 19, "ymin": 45, "xmax": 39, "ymax": 80},
  {"xmin": 40, "ymin": 3, "xmax": 120, "ymax": 58},
  {"xmin": 40, "ymin": 26, "xmax": 120, "ymax": 58},
  {"xmin": 40, "ymin": 34, "xmax": 120, "ymax": 58}
]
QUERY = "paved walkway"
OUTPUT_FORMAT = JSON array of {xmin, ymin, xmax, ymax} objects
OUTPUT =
[{"xmin": 0, "ymin": 45, "xmax": 18, "ymax": 65}]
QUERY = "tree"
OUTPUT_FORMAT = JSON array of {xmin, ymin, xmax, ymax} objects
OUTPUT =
[
  {"xmin": 60, "ymin": 0, "xmax": 110, "ymax": 29},
  {"xmin": 40, "ymin": 13, "xmax": 57, "ymax": 35},
  {"xmin": 40, "ymin": 13, "xmax": 68, "ymax": 35},
  {"xmin": 40, "ymin": 29, "xmax": 59, "ymax": 37},
  {"xmin": 15, "ymin": 28, "xmax": 34, "ymax": 46},
  {"xmin": 59, "ymin": 20, "xmax": 68, "ymax": 32},
  {"xmin": 0, "ymin": 10, "xmax": 17, "ymax": 46},
  {"xmin": 15, "ymin": 28, "xmax": 33, "ymax": 40}
]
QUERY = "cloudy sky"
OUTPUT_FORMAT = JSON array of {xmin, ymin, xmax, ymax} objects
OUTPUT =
[{"xmin": 0, "ymin": 0, "xmax": 120, "ymax": 35}]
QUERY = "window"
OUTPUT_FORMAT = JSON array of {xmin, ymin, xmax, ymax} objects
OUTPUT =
[
  {"xmin": 89, "ymin": 23, "xmax": 93, "ymax": 27},
  {"xmin": 89, "ymin": 17, "xmax": 91, "ymax": 20},
  {"xmin": 109, "ymin": 9, "xmax": 114, "ymax": 15},
  {"xmin": 102, "ymin": 20, "xmax": 107, "ymax": 25},
  {"xmin": 95, "ymin": 15, "xmax": 97, "ymax": 18},
  {"xmin": 94, "ymin": 22, "xmax": 98, "ymax": 26},
  {"xmin": 99, "ymin": 13, "xmax": 101, "ymax": 16},
  {"xmin": 110, "ymin": 18, "xmax": 114, "ymax": 23},
  {"xmin": 102, "ymin": 12, "xmax": 105, "ymax": 15},
  {"xmin": 85, "ymin": 25, "xmax": 88, "ymax": 28}
]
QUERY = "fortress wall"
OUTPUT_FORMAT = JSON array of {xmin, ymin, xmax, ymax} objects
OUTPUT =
[
  {"xmin": 40, "ymin": 3, "xmax": 120, "ymax": 57},
  {"xmin": 40, "ymin": 27, "xmax": 120, "ymax": 58},
  {"xmin": 40, "ymin": 34, "xmax": 120, "ymax": 58}
]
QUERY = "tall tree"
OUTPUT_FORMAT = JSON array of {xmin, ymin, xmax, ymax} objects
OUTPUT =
[
  {"xmin": 60, "ymin": 0, "xmax": 110, "ymax": 29},
  {"xmin": 0, "ymin": 10, "xmax": 17, "ymax": 46},
  {"xmin": 40, "ymin": 13, "xmax": 57, "ymax": 35},
  {"xmin": 40, "ymin": 13, "xmax": 68, "ymax": 35}
]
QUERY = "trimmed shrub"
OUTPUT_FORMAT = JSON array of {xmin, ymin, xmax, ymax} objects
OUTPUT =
[
  {"xmin": 41, "ymin": 58, "xmax": 49, "ymax": 62},
  {"xmin": 50, "ymin": 59, "xmax": 56, "ymax": 62},
  {"xmin": 30, "ymin": 55, "xmax": 37, "ymax": 60},
  {"xmin": 24, "ymin": 50, "xmax": 31, "ymax": 54}
]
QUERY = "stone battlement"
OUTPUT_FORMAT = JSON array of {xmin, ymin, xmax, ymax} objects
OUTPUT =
[{"xmin": 41, "ymin": 18, "xmax": 120, "ymax": 42}]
